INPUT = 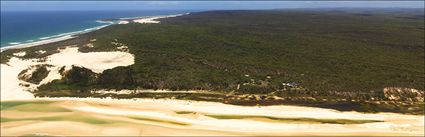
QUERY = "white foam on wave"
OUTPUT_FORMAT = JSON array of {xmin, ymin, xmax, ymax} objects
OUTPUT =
[
  {"xmin": 1, "ymin": 13, "xmax": 189, "ymax": 51},
  {"xmin": 54, "ymin": 25, "xmax": 108, "ymax": 37},
  {"xmin": 96, "ymin": 20, "xmax": 115, "ymax": 24},
  {"xmin": 9, "ymin": 42, "xmax": 21, "ymax": 45},
  {"xmin": 39, "ymin": 36, "xmax": 52, "ymax": 40},
  {"xmin": 1, "ymin": 35, "xmax": 75, "ymax": 52}
]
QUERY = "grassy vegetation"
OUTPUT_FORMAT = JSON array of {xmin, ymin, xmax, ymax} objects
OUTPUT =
[
  {"xmin": 1, "ymin": 101, "xmax": 55, "ymax": 110},
  {"xmin": 1, "ymin": 100, "xmax": 70, "ymax": 112},
  {"xmin": 175, "ymin": 110, "xmax": 384, "ymax": 124},
  {"xmin": 205, "ymin": 114, "xmax": 383, "ymax": 124},
  {"xmin": 18, "ymin": 65, "xmax": 50, "ymax": 85},
  {"xmin": 176, "ymin": 111, "xmax": 197, "ymax": 114},
  {"xmin": 1, "ymin": 101, "xmax": 115, "ymax": 124},
  {"xmin": 0, "ymin": 100, "xmax": 186, "ymax": 126},
  {"xmin": 1, "ymin": 114, "xmax": 115, "ymax": 124},
  {"xmin": 128, "ymin": 116, "xmax": 190, "ymax": 126},
  {"xmin": 7, "ymin": 103, "xmax": 71, "ymax": 112}
]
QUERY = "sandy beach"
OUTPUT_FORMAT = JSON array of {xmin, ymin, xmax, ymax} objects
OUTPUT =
[
  {"xmin": 132, "ymin": 14, "xmax": 184, "ymax": 24},
  {"xmin": 0, "ymin": 35, "xmax": 75, "ymax": 52},
  {"xmin": 0, "ymin": 24, "xmax": 108, "ymax": 52},
  {"xmin": 1, "ymin": 98, "xmax": 423, "ymax": 136}
]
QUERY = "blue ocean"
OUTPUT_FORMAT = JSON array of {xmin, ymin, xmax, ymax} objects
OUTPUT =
[{"xmin": 0, "ymin": 10, "xmax": 195, "ymax": 48}]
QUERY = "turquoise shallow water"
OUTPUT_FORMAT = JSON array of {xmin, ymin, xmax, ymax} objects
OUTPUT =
[{"xmin": 0, "ymin": 10, "xmax": 195, "ymax": 48}]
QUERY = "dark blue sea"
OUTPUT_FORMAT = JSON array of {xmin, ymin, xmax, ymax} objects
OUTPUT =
[{"xmin": 0, "ymin": 10, "xmax": 195, "ymax": 48}]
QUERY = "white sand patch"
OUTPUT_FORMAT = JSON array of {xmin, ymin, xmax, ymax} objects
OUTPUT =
[
  {"xmin": 118, "ymin": 21, "xmax": 129, "ymax": 24},
  {"xmin": 13, "ymin": 51, "xmax": 26, "ymax": 57},
  {"xmin": 1, "ymin": 65, "xmax": 35, "ymax": 100},
  {"xmin": 1, "ymin": 46, "xmax": 135, "ymax": 101},
  {"xmin": 17, "ymin": 66, "xmax": 37, "ymax": 80},
  {"xmin": 133, "ymin": 14, "xmax": 185, "ymax": 24},
  {"xmin": 1, "ymin": 57, "xmax": 41, "ymax": 100},
  {"xmin": 36, "ymin": 50, "xmax": 46, "ymax": 54},
  {"xmin": 116, "ymin": 45, "xmax": 129, "ymax": 52},
  {"xmin": 133, "ymin": 17, "xmax": 160, "ymax": 24},
  {"xmin": 116, "ymin": 45, "xmax": 128, "ymax": 50},
  {"xmin": 38, "ymin": 66, "xmax": 64, "ymax": 86},
  {"xmin": 47, "ymin": 47, "xmax": 134, "ymax": 73},
  {"xmin": 84, "ymin": 43, "xmax": 94, "ymax": 48}
]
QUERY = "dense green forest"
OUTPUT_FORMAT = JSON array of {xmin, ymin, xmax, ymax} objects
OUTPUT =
[{"xmin": 2, "ymin": 9, "xmax": 424, "ymax": 114}]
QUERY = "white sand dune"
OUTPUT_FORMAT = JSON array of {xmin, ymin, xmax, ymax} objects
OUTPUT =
[
  {"xmin": 1, "ymin": 46, "xmax": 134, "ymax": 101},
  {"xmin": 47, "ymin": 47, "xmax": 134, "ymax": 73},
  {"xmin": 1, "ymin": 63, "xmax": 36, "ymax": 100}
]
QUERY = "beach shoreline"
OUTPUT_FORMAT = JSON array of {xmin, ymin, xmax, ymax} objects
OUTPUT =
[
  {"xmin": 0, "ymin": 13, "xmax": 188, "ymax": 102},
  {"xmin": 1, "ymin": 35, "xmax": 76, "ymax": 52},
  {"xmin": 0, "ymin": 25, "xmax": 109, "ymax": 52},
  {"xmin": 0, "ymin": 13, "xmax": 188, "ymax": 52}
]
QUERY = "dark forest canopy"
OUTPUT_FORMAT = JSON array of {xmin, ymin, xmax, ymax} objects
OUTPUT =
[{"xmin": 71, "ymin": 9, "xmax": 424, "ymax": 93}]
